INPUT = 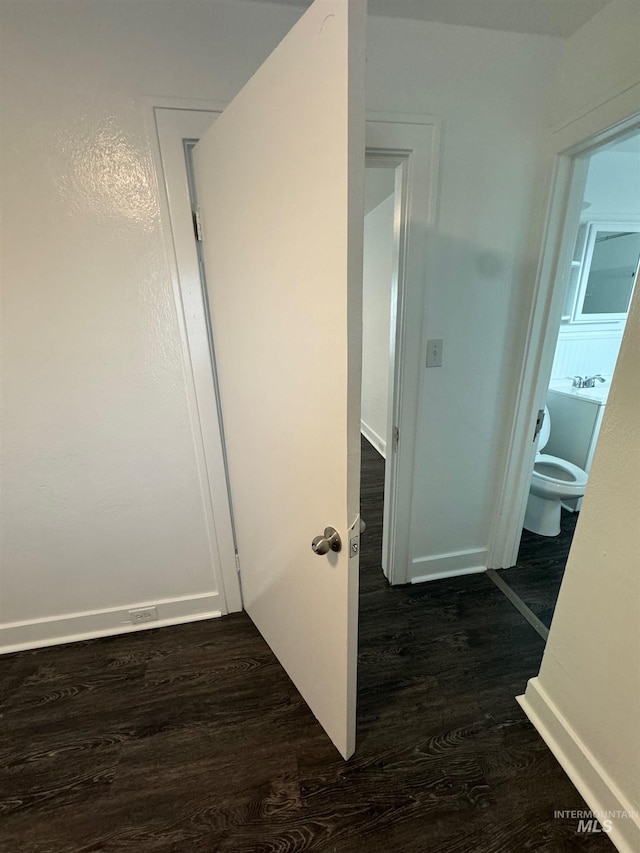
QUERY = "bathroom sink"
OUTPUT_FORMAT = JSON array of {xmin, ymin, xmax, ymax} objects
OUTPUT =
[
  {"xmin": 570, "ymin": 385, "xmax": 610, "ymax": 404},
  {"xmin": 548, "ymin": 380, "xmax": 610, "ymax": 405}
]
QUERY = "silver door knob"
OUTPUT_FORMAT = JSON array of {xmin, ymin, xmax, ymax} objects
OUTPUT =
[{"xmin": 311, "ymin": 527, "xmax": 342, "ymax": 555}]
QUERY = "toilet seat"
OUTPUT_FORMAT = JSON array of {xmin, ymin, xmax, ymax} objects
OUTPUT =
[
  {"xmin": 530, "ymin": 452, "xmax": 588, "ymax": 498},
  {"xmin": 525, "ymin": 405, "xmax": 588, "ymax": 536}
]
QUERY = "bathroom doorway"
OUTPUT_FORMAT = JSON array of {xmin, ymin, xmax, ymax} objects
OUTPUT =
[{"xmin": 488, "ymin": 128, "xmax": 640, "ymax": 638}]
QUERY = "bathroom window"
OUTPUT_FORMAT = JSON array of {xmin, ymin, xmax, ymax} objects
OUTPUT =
[{"xmin": 571, "ymin": 221, "xmax": 640, "ymax": 323}]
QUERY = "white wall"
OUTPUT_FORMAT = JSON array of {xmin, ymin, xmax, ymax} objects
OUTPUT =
[
  {"xmin": 365, "ymin": 16, "xmax": 563, "ymax": 577},
  {"xmin": 361, "ymin": 190, "xmax": 394, "ymax": 456},
  {"xmin": 551, "ymin": 142, "xmax": 640, "ymax": 381},
  {"xmin": 550, "ymin": 0, "xmax": 640, "ymax": 133},
  {"xmin": 0, "ymin": 0, "xmax": 302, "ymax": 648},
  {"xmin": 583, "ymin": 147, "xmax": 640, "ymax": 220}
]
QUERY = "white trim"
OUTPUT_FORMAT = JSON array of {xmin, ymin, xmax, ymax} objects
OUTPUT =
[
  {"xmin": 360, "ymin": 421, "xmax": 386, "ymax": 458},
  {"xmin": 518, "ymin": 679, "xmax": 640, "ymax": 853},
  {"xmin": 365, "ymin": 113, "xmax": 441, "ymax": 586},
  {"xmin": 488, "ymin": 55, "xmax": 640, "ymax": 567},
  {"xmin": 570, "ymin": 221, "xmax": 640, "ymax": 324},
  {"xmin": 557, "ymin": 328, "xmax": 625, "ymax": 340},
  {"xmin": 142, "ymin": 95, "xmax": 229, "ymax": 113},
  {"xmin": 149, "ymin": 102, "xmax": 243, "ymax": 614},
  {"xmin": 367, "ymin": 110, "xmax": 442, "ymax": 128},
  {"xmin": 552, "ymin": 82, "xmax": 640, "ymax": 155},
  {"xmin": 489, "ymin": 108, "xmax": 640, "ymax": 570},
  {"xmin": 581, "ymin": 212, "xmax": 640, "ymax": 226},
  {"xmin": 0, "ymin": 594, "xmax": 222, "ymax": 655},
  {"xmin": 411, "ymin": 547, "xmax": 487, "ymax": 583}
]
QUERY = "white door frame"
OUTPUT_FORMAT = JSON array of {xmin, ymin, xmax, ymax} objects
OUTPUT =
[
  {"xmin": 488, "ymin": 106, "xmax": 640, "ymax": 570},
  {"xmin": 365, "ymin": 114, "xmax": 440, "ymax": 585},
  {"xmin": 149, "ymin": 100, "xmax": 242, "ymax": 614},
  {"xmin": 150, "ymin": 103, "xmax": 439, "ymax": 590}
]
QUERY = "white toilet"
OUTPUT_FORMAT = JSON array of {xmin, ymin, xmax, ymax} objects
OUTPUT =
[{"xmin": 523, "ymin": 405, "xmax": 588, "ymax": 537}]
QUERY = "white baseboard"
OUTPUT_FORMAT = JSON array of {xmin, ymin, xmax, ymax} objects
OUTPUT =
[
  {"xmin": 360, "ymin": 420, "xmax": 386, "ymax": 458},
  {"xmin": 411, "ymin": 547, "xmax": 487, "ymax": 583},
  {"xmin": 518, "ymin": 678, "xmax": 640, "ymax": 853},
  {"xmin": 0, "ymin": 592, "xmax": 223, "ymax": 655}
]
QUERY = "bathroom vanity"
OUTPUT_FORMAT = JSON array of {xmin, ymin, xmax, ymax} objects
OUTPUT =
[{"xmin": 545, "ymin": 382, "xmax": 610, "ymax": 511}]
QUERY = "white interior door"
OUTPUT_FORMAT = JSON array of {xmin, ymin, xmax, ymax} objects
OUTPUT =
[{"xmin": 193, "ymin": 0, "xmax": 365, "ymax": 759}]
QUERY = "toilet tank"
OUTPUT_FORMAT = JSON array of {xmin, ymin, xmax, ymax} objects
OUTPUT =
[{"xmin": 545, "ymin": 390, "xmax": 606, "ymax": 472}]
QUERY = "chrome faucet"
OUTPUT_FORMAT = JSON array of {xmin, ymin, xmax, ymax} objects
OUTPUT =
[
  {"xmin": 584, "ymin": 374, "xmax": 606, "ymax": 388},
  {"xmin": 573, "ymin": 374, "xmax": 606, "ymax": 389}
]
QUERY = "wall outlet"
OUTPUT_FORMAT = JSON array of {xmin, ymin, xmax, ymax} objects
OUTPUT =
[
  {"xmin": 128, "ymin": 606, "xmax": 159, "ymax": 624},
  {"xmin": 426, "ymin": 338, "xmax": 443, "ymax": 368}
]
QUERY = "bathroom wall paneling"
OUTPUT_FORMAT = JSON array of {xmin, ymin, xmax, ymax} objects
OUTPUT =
[{"xmin": 550, "ymin": 330, "xmax": 624, "ymax": 380}]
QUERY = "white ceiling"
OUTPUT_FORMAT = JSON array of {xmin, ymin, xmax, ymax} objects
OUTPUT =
[{"xmin": 244, "ymin": 0, "xmax": 612, "ymax": 37}]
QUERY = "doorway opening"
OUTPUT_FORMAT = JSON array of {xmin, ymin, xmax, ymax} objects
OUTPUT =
[
  {"xmin": 488, "ymin": 127, "xmax": 640, "ymax": 639},
  {"xmin": 360, "ymin": 157, "xmax": 404, "ymax": 582}
]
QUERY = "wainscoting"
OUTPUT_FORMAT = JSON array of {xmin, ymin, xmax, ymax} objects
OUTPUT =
[{"xmin": 551, "ymin": 328, "xmax": 623, "ymax": 381}]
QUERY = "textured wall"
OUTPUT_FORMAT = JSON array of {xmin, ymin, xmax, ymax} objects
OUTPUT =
[{"xmin": 0, "ymin": 0, "xmax": 300, "ymax": 632}]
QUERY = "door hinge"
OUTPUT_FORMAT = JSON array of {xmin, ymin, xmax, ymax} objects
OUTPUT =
[
  {"xmin": 193, "ymin": 209, "xmax": 203, "ymax": 242},
  {"xmin": 393, "ymin": 425, "xmax": 400, "ymax": 448},
  {"xmin": 234, "ymin": 551, "xmax": 241, "ymax": 573},
  {"xmin": 533, "ymin": 408, "xmax": 545, "ymax": 443}
]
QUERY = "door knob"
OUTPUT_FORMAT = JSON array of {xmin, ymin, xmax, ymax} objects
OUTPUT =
[{"xmin": 311, "ymin": 527, "xmax": 342, "ymax": 555}]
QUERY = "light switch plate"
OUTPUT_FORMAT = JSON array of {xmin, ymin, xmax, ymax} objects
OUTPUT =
[{"xmin": 426, "ymin": 338, "xmax": 443, "ymax": 368}]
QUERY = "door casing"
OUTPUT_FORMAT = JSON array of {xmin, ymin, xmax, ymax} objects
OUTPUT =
[
  {"xmin": 151, "ymin": 102, "xmax": 242, "ymax": 615},
  {"xmin": 488, "ymin": 108, "xmax": 640, "ymax": 570}
]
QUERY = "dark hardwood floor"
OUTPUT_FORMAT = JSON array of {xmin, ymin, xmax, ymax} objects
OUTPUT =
[
  {"xmin": 497, "ymin": 509, "xmax": 579, "ymax": 629},
  {"xmin": 0, "ymin": 439, "xmax": 610, "ymax": 852}
]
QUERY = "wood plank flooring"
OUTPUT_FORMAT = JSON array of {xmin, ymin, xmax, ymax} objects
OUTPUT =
[
  {"xmin": 0, "ymin": 439, "xmax": 610, "ymax": 852},
  {"xmin": 497, "ymin": 509, "xmax": 578, "ymax": 629}
]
